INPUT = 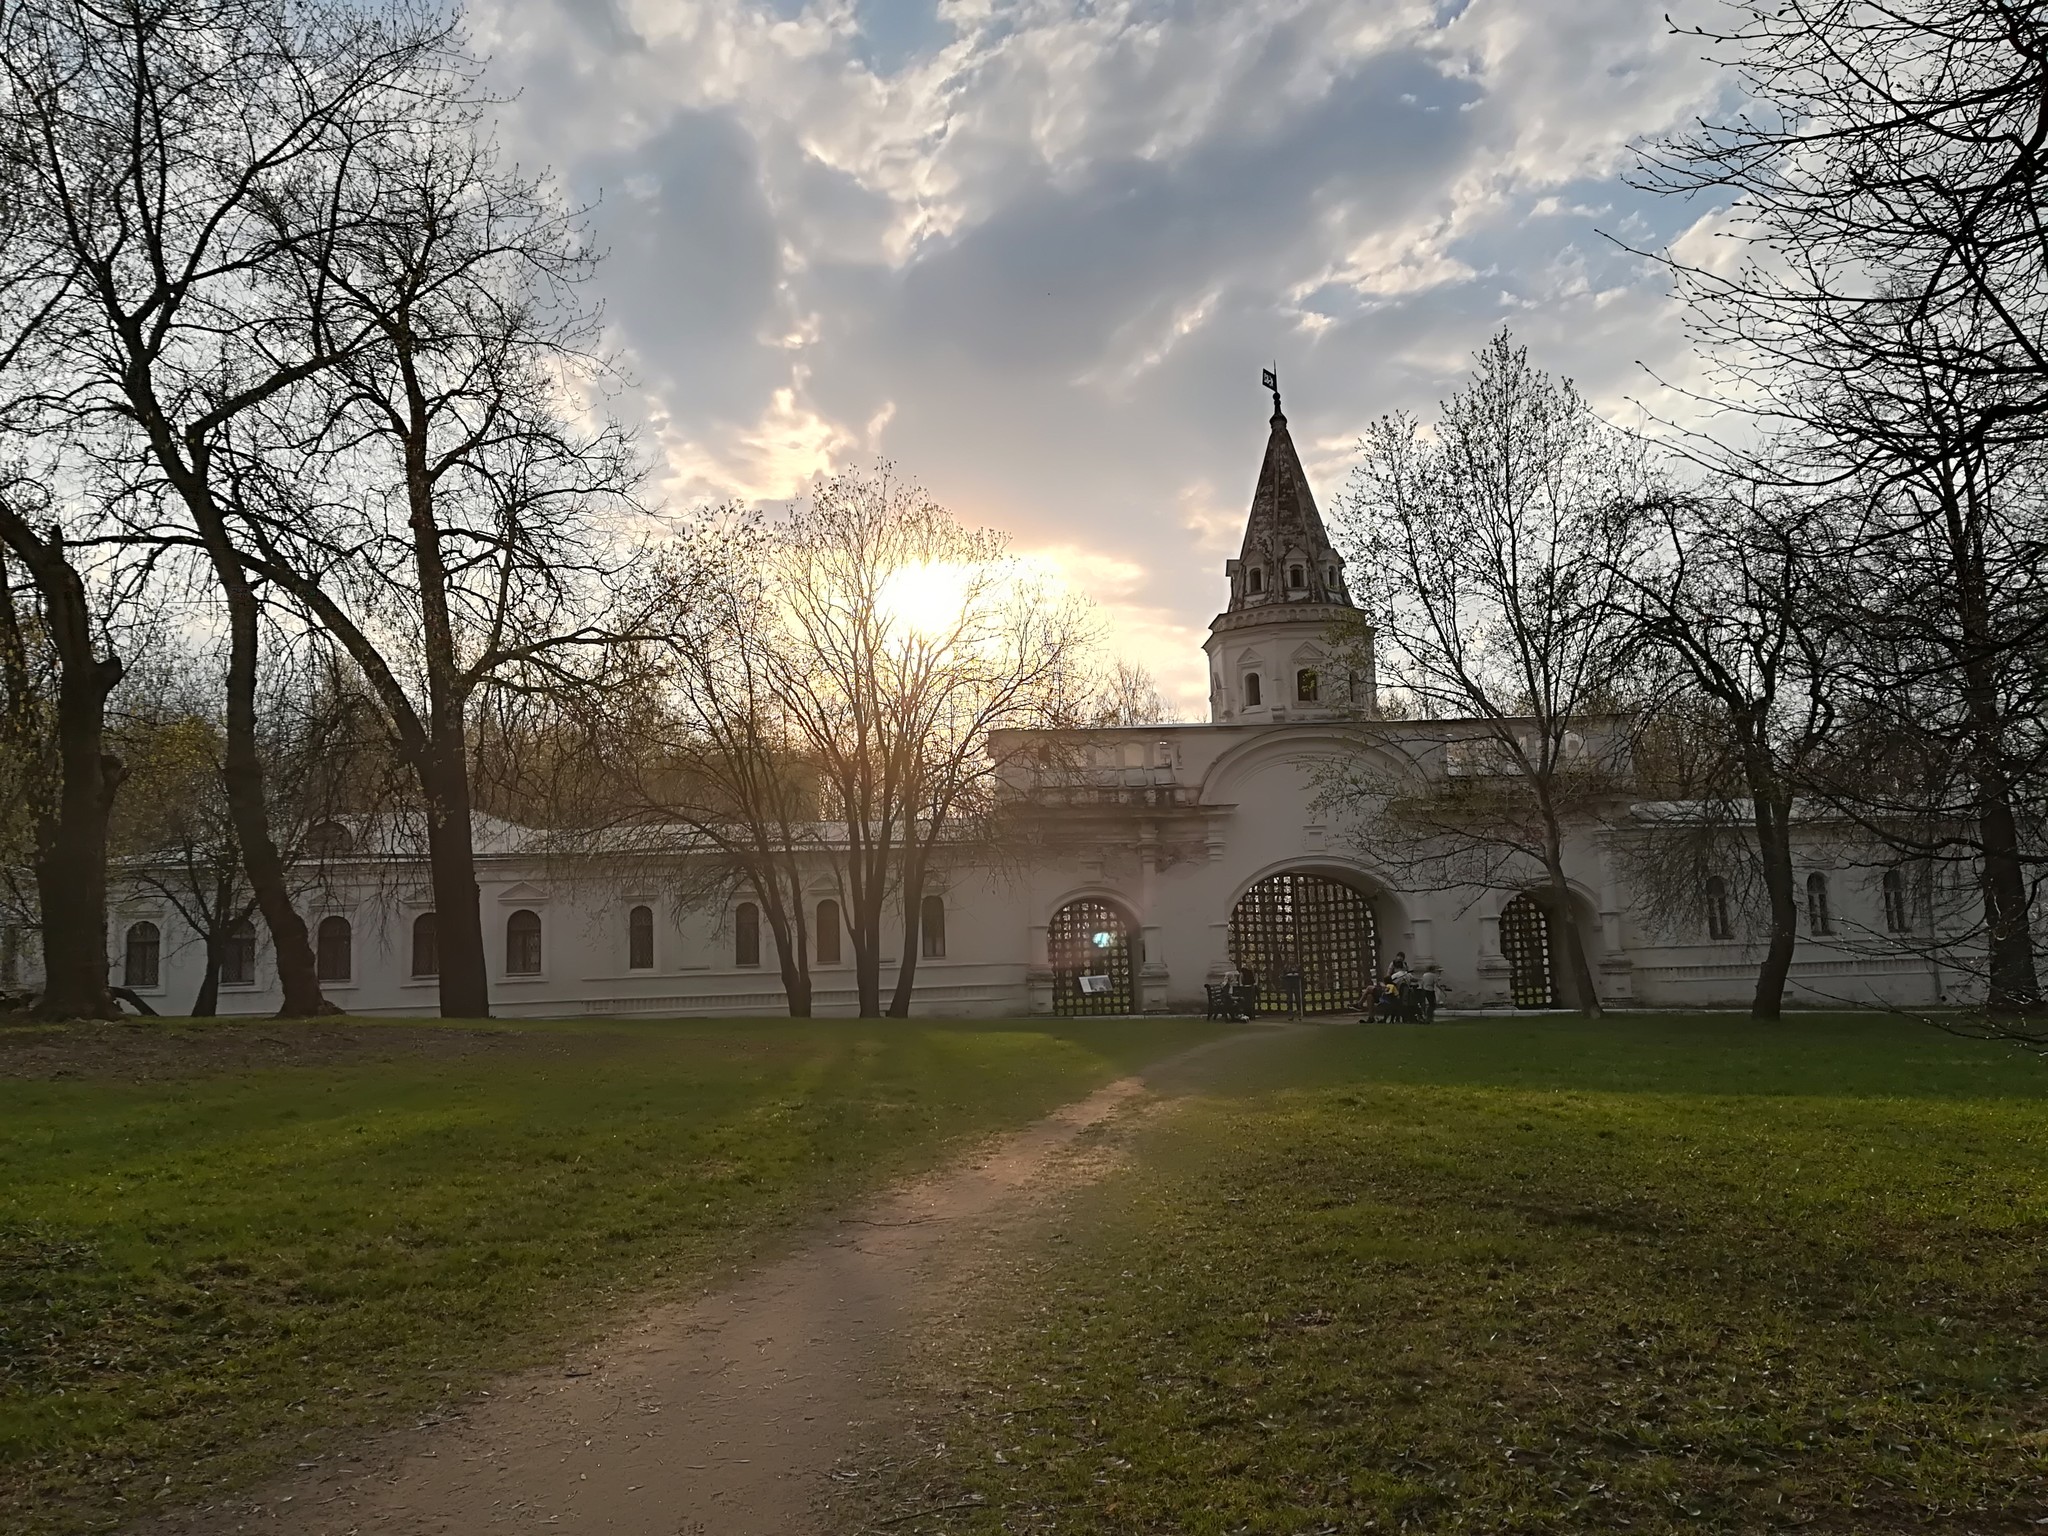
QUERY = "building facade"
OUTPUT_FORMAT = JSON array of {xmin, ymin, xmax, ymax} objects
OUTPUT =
[{"xmin": 78, "ymin": 396, "xmax": 1959, "ymax": 1019}]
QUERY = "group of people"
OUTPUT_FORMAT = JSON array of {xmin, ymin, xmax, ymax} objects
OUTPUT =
[
  {"xmin": 1212, "ymin": 953, "xmax": 1449, "ymax": 1023},
  {"xmin": 1362, "ymin": 953, "xmax": 1446, "ymax": 1023}
]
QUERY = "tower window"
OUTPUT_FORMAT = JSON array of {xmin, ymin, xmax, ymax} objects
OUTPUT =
[
  {"xmin": 1806, "ymin": 873, "xmax": 1832, "ymax": 937},
  {"xmin": 1704, "ymin": 876, "xmax": 1731, "ymax": 940},
  {"xmin": 1882, "ymin": 868, "xmax": 1909, "ymax": 933},
  {"xmin": 124, "ymin": 921, "xmax": 161, "ymax": 989},
  {"xmin": 1247, "ymin": 567, "xmax": 1264, "ymax": 594},
  {"xmin": 223, "ymin": 919, "xmax": 257, "ymax": 985},
  {"xmin": 316, "ymin": 915, "xmax": 352, "ymax": 982},
  {"xmin": 1243, "ymin": 672, "xmax": 1262, "ymax": 707},
  {"xmin": 506, "ymin": 909, "xmax": 543, "ymax": 975},
  {"xmin": 1289, "ymin": 565, "xmax": 1305, "ymax": 589},
  {"xmin": 1296, "ymin": 668, "xmax": 1318, "ymax": 703},
  {"xmin": 412, "ymin": 911, "xmax": 438, "ymax": 977}
]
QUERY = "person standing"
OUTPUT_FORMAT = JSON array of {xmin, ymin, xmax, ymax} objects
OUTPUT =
[
  {"xmin": 1418, "ymin": 964, "xmax": 1445, "ymax": 1022},
  {"xmin": 1282, "ymin": 960, "xmax": 1304, "ymax": 1020}
]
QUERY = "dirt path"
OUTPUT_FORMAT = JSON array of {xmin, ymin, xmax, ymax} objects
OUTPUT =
[{"xmin": 174, "ymin": 1029, "xmax": 1279, "ymax": 1536}]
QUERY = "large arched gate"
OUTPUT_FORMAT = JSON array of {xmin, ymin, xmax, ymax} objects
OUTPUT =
[
  {"xmin": 1499, "ymin": 892, "xmax": 1556, "ymax": 1007},
  {"xmin": 1049, "ymin": 898, "xmax": 1136, "ymax": 1016},
  {"xmin": 1228, "ymin": 872, "xmax": 1378, "ymax": 1014}
]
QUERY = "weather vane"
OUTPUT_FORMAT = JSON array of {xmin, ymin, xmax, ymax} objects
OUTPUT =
[{"xmin": 1261, "ymin": 364, "xmax": 1281, "ymax": 414}]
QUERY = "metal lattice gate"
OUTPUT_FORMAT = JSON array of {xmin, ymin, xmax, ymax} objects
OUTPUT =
[
  {"xmin": 1228, "ymin": 872, "xmax": 1377, "ymax": 1014},
  {"xmin": 1500, "ymin": 893, "xmax": 1555, "ymax": 1007},
  {"xmin": 1049, "ymin": 899, "xmax": 1135, "ymax": 1016}
]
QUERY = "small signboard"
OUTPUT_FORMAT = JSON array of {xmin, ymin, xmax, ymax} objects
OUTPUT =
[{"xmin": 1077, "ymin": 974, "xmax": 1113, "ymax": 996}]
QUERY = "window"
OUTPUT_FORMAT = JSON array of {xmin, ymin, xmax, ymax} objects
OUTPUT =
[
  {"xmin": 1296, "ymin": 668, "xmax": 1318, "ymax": 703},
  {"xmin": 1805, "ymin": 873, "xmax": 1832, "ymax": 937},
  {"xmin": 735, "ymin": 901, "xmax": 760, "ymax": 967},
  {"xmin": 222, "ymin": 919, "xmax": 257, "ymax": 985},
  {"xmin": 1327, "ymin": 566, "xmax": 1338, "ymax": 588},
  {"xmin": 1243, "ymin": 672, "xmax": 1262, "ymax": 707},
  {"xmin": 815, "ymin": 898, "xmax": 841, "ymax": 965},
  {"xmin": 123, "ymin": 921, "xmax": 161, "ymax": 989},
  {"xmin": 411, "ymin": 912, "xmax": 438, "ymax": 977},
  {"xmin": 628, "ymin": 904, "xmax": 654, "ymax": 969},
  {"xmin": 1883, "ymin": 868, "xmax": 1909, "ymax": 933},
  {"xmin": 921, "ymin": 894, "xmax": 947, "ymax": 958},
  {"xmin": 316, "ymin": 915, "xmax": 352, "ymax": 982},
  {"xmin": 1704, "ymin": 876, "xmax": 1731, "ymax": 941},
  {"xmin": 306, "ymin": 820, "xmax": 353, "ymax": 858},
  {"xmin": 506, "ymin": 909, "xmax": 542, "ymax": 975},
  {"xmin": 1289, "ymin": 564, "xmax": 1305, "ymax": 589},
  {"xmin": 1247, "ymin": 567, "xmax": 1264, "ymax": 594}
]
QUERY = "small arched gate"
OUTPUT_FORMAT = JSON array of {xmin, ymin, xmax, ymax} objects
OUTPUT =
[
  {"xmin": 1500, "ymin": 893, "xmax": 1556, "ymax": 1007},
  {"xmin": 1228, "ymin": 871, "xmax": 1378, "ymax": 1014},
  {"xmin": 1049, "ymin": 898, "xmax": 1135, "ymax": 1016}
]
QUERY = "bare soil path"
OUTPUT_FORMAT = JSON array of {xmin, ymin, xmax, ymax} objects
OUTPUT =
[{"xmin": 161, "ymin": 1027, "xmax": 1280, "ymax": 1536}]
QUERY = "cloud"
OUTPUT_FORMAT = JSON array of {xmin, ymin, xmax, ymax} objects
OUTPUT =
[{"xmin": 474, "ymin": 0, "xmax": 1727, "ymax": 708}]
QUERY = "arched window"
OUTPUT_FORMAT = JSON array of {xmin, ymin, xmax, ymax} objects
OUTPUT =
[
  {"xmin": 1289, "ymin": 564, "xmax": 1305, "ymax": 589},
  {"xmin": 123, "ymin": 921, "xmax": 161, "ymax": 989},
  {"xmin": 1882, "ymin": 868, "xmax": 1909, "ymax": 933},
  {"xmin": 1296, "ymin": 668, "xmax": 1318, "ymax": 703},
  {"xmin": 815, "ymin": 898, "xmax": 841, "ymax": 965},
  {"xmin": 735, "ymin": 901, "xmax": 760, "ymax": 967},
  {"xmin": 1247, "ymin": 567, "xmax": 1264, "ymax": 594},
  {"xmin": 1704, "ymin": 876, "xmax": 1732, "ymax": 941},
  {"xmin": 1805, "ymin": 873, "xmax": 1832, "ymax": 937},
  {"xmin": 306, "ymin": 820, "xmax": 353, "ymax": 858},
  {"xmin": 1243, "ymin": 672, "xmax": 1262, "ymax": 707},
  {"xmin": 921, "ymin": 894, "xmax": 947, "ymax": 958},
  {"xmin": 506, "ymin": 909, "xmax": 542, "ymax": 974},
  {"xmin": 222, "ymin": 919, "xmax": 257, "ymax": 985},
  {"xmin": 316, "ymin": 915, "xmax": 352, "ymax": 982},
  {"xmin": 628, "ymin": 904, "xmax": 654, "ymax": 969},
  {"xmin": 411, "ymin": 912, "xmax": 438, "ymax": 977}
]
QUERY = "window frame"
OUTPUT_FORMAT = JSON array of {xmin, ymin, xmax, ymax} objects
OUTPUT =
[
  {"xmin": 628, "ymin": 904, "xmax": 655, "ymax": 970},
  {"xmin": 123, "ymin": 920, "xmax": 162, "ymax": 990},
  {"xmin": 1704, "ymin": 875, "xmax": 1732, "ymax": 941},
  {"xmin": 1296, "ymin": 667, "xmax": 1318, "ymax": 703},
  {"xmin": 315, "ymin": 914, "xmax": 354, "ymax": 984},
  {"xmin": 815, "ymin": 898, "xmax": 842, "ymax": 966},
  {"xmin": 411, "ymin": 911, "xmax": 439, "ymax": 978},
  {"xmin": 735, "ymin": 901, "xmax": 761, "ymax": 968},
  {"xmin": 1805, "ymin": 872, "xmax": 1832, "ymax": 937},
  {"xmin": 221, "ymin": 918, "xmax": 258, "ymax": 986},
  {"xmin": 1243, "ymin": 672, "xmax": 1262, "ymax": 707},
  {"xmin": 505, "ymin": 908, "xmax": 544, "ymax": 976},
  {"xmin": 1881, "ymin": 869, "xmax": 1909, "ymax": 933},
  {"xmin": 920, "ymin": 893, "xmax": 947, "ymax": 958}
]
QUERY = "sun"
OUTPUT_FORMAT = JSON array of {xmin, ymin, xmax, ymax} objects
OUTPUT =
[{"xmin": 876, "ymin": 560, "xmax": 984, "ymax": 638}]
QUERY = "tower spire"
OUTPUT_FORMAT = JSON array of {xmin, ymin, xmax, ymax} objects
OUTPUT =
[{"xmin": 1225, "ymin": 373, "xmax": 1349, "ymax": 613}]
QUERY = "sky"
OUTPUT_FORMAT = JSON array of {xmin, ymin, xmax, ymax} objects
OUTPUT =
[{"xmin": 471, "ymin": 0, "xmax": 1740, "ymax": 709}]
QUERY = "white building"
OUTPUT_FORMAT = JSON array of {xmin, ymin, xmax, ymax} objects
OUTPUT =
[{"xmin": 87, "ymin": 397, "xmax": 1956, "ymax": 1019}]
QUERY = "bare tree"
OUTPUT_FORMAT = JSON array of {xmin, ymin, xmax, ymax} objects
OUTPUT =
[
  {"xmin": 1087, "ymin": 661, "xmax": 1182, "ymax": 728},
  {"xmin": 0, "ymin": 0, "xmax": 455, "ymax": 1015},
  {"xmin": 1327, "ymin": 332, "xmax": 1654, "ymax": 1014},
  {"xmin": 0, "ymin": 480, "xmax": 123, "ymax": 1018},
  {"xmin": 1606, "ymin": 483, "xmax": 1842, "ymax": 1018},
  {"xmin": 1637, "ymin": 1, "xmax": 2048, "ymax": 1013},
  {"xmin": 223, "ymin": 115, "xmax": 642, "ymax": 1021}
]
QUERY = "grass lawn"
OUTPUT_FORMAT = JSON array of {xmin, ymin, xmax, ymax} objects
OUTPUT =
[
  {"xmin": 876, "ymin": 1014, "xmax": 2048, "ymax": 1534},
  {"xmin": 0, "ymin": 1013, "xmax": 1224, "ymax": 1535}
]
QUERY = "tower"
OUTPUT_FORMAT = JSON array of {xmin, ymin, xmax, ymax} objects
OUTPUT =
[{"xmin": 1203, "ymin": 375, "xmax": 1375, "ymax": 722}]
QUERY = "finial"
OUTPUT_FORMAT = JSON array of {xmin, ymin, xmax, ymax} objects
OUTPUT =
[{"xmin": 1260, "ymin": 364, "xmax": 1283, "ymax": 422}]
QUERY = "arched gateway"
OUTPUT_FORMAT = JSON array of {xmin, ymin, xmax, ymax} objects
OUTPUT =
[
  {"xmin": 1500, "ymin": 892, "xmax": 1556, "ymax": 1007},
  {"xmin": 1049, "ymin": 898, "xmax": 1136, "ymax": 1016},
  {"xmin": 1228, "ymin": 872, "xmax": 1377, "ymax": 1014}
]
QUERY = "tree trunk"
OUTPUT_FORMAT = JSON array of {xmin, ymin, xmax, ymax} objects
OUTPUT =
[
  {"xmin": 218, "ymin": 582, "xmax": 329, "ymax": 1016},
  {"xmin": 1741, "ymin": 734, "xmax": 1798, "ymax": 1022},
  {"xmin": 762, "ymin": 899, "xmax": 812, "ymax": 1017},
  {"xmin": 886, "ymin": 844, "xmax": 932, "ymax": 1018},
  {"xmin": 0, "ymin": 523, "xmax": 127, "ymax": 1022},
  {"xmin": 419, "ymin": 733, "xmax": 489, "ymax": 1018},
  {"xmin": 191, "ymin": 940, "xmax": 222, "ymax": 1017},
  {"xmin": 1976, "ymin": 786, "xmax": 2041, "ymax": 1015}
]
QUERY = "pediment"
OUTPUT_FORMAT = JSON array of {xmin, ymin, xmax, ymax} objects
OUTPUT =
[{"xmin": 497, "ymin": 881, "xmax": 549, "ymax": 903}]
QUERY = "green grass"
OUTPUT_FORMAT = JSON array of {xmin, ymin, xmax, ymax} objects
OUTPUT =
[
  {"xmin": 0, "ymin": 1014, "xmax": 1223, "ymax": 1534},
  {"xmin": 878, "ymin": 1015, "xmax": 2048, "ymax": 1534}
]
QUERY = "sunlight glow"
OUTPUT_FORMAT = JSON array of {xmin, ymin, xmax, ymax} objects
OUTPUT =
[{"xmin": 877, "ymin": 560, "xmax": 985, "ymax": 638}]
